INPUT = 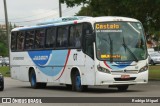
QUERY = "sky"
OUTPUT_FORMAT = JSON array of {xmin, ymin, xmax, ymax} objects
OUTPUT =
[{"xmin": 0, "ymin": 0, "xmax": 81, "ymax": 26}]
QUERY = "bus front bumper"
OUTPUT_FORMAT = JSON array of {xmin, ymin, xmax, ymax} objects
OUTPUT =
[{"xmin": 95, "ymin": 70, "xmax": 148, "ymax": 85}]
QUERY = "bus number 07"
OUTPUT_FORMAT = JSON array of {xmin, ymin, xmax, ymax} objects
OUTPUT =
[{"xmin": 73, "ymin": 54, "xmax": 77, "ymax": 61}]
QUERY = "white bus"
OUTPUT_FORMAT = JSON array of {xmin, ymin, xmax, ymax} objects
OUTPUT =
[{"xmin": 10, "ymin": 16, "xmax": 148, "ymax": 91}]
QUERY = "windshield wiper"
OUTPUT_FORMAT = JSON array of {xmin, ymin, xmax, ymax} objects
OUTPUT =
[
  {"xmin": 122, "ymin": 37, "xmax": 138, "ymax": 62},
  {"xmin": 100, "ymin": 34, "xmax": 113, "ymax": 63}
]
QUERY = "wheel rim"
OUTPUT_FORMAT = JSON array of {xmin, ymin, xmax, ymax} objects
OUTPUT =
[
  {"xmin": 31, "ymin": 73, "xmax": 36, "ymax": 86},
  {"xmin": 76, "ymin": 75, "xmax": 81, "ymax": 90}
]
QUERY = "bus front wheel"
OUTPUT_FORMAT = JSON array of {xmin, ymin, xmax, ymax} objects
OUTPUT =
[
  {"xmin": 117, "ymin": 85, "xmax": 129, "ymax": 91},
  {"xmin": 72, "ymin": 71, "xmax": 87, "ymax": 92},
  {"xmin": 29, "ymin": 70, "xmax": 46, "ymax": 89}
]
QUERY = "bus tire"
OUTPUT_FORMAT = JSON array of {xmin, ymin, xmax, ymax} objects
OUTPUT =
[
  {"xmin": 117, "ymin": 85, "xmax": 129, "ymax": 91},
  {"xmin": 29, "ymin": 70, "xmax": 40, "ymax": 89},
  {"xmin": 66, "ymin": 84, "xmax": 72, "ymax": 89},
  {"xmin": 72, "ymin": 71, "xmax": 87, "ymax": 92},
  {"xmin": 40, "ymin": 83, "xmax": 47, "ymax": 88},
  {"xmin": 29, "ymin": 70, "xmax": 47, "ymax": 89},
  {"xmin": 0, "ymin": 77, "xmax": 4, "ymax": 91}
]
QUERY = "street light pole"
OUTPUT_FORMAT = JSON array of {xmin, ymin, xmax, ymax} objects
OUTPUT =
[{"xmin": 59, "ymin": 0, "xmax": 62, "ymax": 17}]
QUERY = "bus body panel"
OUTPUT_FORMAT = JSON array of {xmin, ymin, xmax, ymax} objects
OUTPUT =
[
  {"xmin": 95, "ymin": 59, "xmax": 148, "ymax": 85},
  {"xmin": 10, "ymin": 49, "xmax": 96, "ymax": 85}
]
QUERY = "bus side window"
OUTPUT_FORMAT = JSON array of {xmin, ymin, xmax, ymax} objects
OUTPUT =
[
  {"xmin": 25, "ymin": 30, "xmax": 35, "ymax": 50},
  {"xmin": 17, "ymin": 31, "xmax": 25, "ymax": 51},
  {"xmin": 11, "ymin": 32, "xmax": 17, "ymax": 51},
  {"xmin": 69, "ymin": 24, "xmax": 82, "ymax": 48},
  {"xmin": 57, "ymin": 26, "xmax": 68, "ymax": 48},
  {"xmin": 83, "ymin": 23, "xmax": 94, "ymax": 59},
  {"xmin": 35, "ymin": 29, "xmax": 45, "ymax": 49},
  {"xmin": 45, "ymin": 27, "xmax": 56, "ymax": 48}
]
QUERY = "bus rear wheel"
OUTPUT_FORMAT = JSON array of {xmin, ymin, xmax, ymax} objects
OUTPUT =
[
  {"xmin": 117, "ymin": 85, "xmax": 129, "ymax": 91},
  {"xmin": 72, "ymin": 71, "xmax": 87, "ymax": 92},
  {"xmin": 29, "ymin": 70, "xmax": 46, "ymax": 89}
]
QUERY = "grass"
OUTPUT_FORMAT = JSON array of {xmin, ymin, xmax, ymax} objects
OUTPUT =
[
  {"xmin": 149, "ymin": 65, "xmax": 160, "ymax": 80},
  {"xmin": 0, "ymin": 66, "xmax": 10, "ymax": 77},
  {"xmin": 0, "ymin": 65, "xmax": 160, "ymax": 80}
]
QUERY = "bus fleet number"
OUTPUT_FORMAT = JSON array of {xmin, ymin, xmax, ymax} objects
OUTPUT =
[{"xmin": 73, "ymin": 54, "xmax": 77, "ymax": 61}]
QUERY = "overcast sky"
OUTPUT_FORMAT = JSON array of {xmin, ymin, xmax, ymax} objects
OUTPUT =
[{"xmin": 0, "ymin": 0, "xmax": 81, "ymax": 26}]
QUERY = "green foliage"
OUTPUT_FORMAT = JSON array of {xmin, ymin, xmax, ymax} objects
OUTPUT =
[
  {"xmin": 0, "ymin": 28, "xmax": 8, "ymax": 56},
  {"xmin": 61, "ymin": 0, "xmax": 89, "ymax": 7},
  {"xmin": 0, "ymin": 66, "xmax": 10, "ymax": 77},
  {"xmin": 0, "ymin": 23, "xmax": 20, "ymax": 56},
  {"xmin": 0, "ymin": 43, "xmax": 8, "ymax": 56},
  {"xmin": 62, "ymin": 0, "xmax": 160, "ymax": 33},
  {"xmin": 149, "ymin": 66, "xmax": 160, "ymax": 80}
]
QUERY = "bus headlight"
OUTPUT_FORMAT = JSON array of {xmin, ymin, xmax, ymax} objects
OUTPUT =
[
  {"xmin": 97, "ymin": 65, "xmax": 111, "ymax": 74},
  {"xmin": 139, "ymin": 65, "xmax": 148, "ymax": 73}
]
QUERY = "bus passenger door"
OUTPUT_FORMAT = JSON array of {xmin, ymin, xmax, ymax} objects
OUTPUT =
[
  {"xmin": 83, "ymin": 23, "xmax": 95, "ymax": 85},
  {"xmin": 83, "ymin": 41, "xmax": 95, "ymax": 85}
]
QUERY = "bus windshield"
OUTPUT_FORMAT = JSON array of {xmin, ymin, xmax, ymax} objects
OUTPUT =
[{"xmin": 95, "ymin": 22, "xmax": 147, "ymax": 62}]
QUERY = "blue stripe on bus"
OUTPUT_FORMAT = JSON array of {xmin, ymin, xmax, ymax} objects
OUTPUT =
[
  {"xmin": 28, "ymin": 50, "xmax": 51, "ymax": 66},
  {"xmin": 114, "ymin": 61, "xmax": 132, "ymax": 68},
  {"xmin": 28, "ymin": 50, "xmax": 68, "ymax": 76}
]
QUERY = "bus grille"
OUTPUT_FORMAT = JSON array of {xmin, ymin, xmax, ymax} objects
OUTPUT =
[
  {"xmin": 114, "ymin": 77, "xmax": 136, "ymax": 81},
  {"xmin": 111, "ymin": 70, "xmax": 138, "ymax": 74}
]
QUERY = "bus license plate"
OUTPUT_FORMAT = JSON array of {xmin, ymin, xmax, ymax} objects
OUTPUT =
[{"xmin": 121, "ymin": 75, "xmax": 130, "ymax": 79}]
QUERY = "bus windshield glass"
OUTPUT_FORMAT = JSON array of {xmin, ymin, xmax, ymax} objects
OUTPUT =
[{"xmin": 95, "ymin": 22, "xmax": 147, "ymax": 62}]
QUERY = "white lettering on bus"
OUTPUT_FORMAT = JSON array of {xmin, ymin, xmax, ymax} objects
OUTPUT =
[{"xmin": 33, "ymin": 56, "xmax": 48, "ymax": 61}]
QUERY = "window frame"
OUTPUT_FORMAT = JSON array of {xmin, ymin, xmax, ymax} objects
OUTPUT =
[
  {"xmin": 16, "ymin": 31, "xmax": 25, "ymax": 51},
  {"xmin": 45, "ymin": 26, "xmax": 57, "ymax": 49},
  {"xmin": 24, "ymin": 30, "xmax": 35, "ymax": 50},
  {"xmin": 11, "ymin": 31, "xmax": 17, "ymax": 51},
  {"xmin": 68, "ymin": 23, "xmax": 83, "ymax": 49},
  {"xmin": 34, "ymin": 28, "xmax": 46, "ymax": 50},
  {"xmin": 11, "ymin": 22, "xmax": 94, "ymax": 52},
  {"xmin": 56, "ymin": 25, "xmax": 69, "ymax": 49}
]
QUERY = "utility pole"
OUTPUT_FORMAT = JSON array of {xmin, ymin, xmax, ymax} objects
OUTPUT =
[
  {"xmin": 3, "ymin": 0, "xmax": 9, "ymax": 37},
  {"xmin": 3, "ymin": 0, "xmax": 10, "ymax": 67},
  {"xmin": 59, "ymin": 0, "xmax": 62, "ymax": 17}
]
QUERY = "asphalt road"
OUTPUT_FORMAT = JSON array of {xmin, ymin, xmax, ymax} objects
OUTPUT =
[{"xmin": 0, "ymin": 78, "xmax": 160, "ymax": 106}]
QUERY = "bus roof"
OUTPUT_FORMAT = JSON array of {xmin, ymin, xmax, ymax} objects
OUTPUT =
[{"xmin": 11, "ymin": 16, "xmax": 140, "ymax": 32}]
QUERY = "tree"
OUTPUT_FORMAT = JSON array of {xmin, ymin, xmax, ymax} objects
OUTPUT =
[
  {"xmin": 61, "ymin": 0, "xmax": 89, "ymax": 7},
  {"xmin": 0, "ymin": 22, "xmax": 18, "ymax": 56},
  {"xmin": 62, "ymin": 0, "xmax": 160, "ymax": 33},
  {"xmin": 13, "ymin": 24, "xmax": 17, "ymax": 28},
  {"xmin": 0, "ymin": 28, "xmax": 8, "ymax": 56}
]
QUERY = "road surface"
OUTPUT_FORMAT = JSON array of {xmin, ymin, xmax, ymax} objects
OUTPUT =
[{"xmin": 0, "ymin": 78, "xmax": 159, "ymax": 106}]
